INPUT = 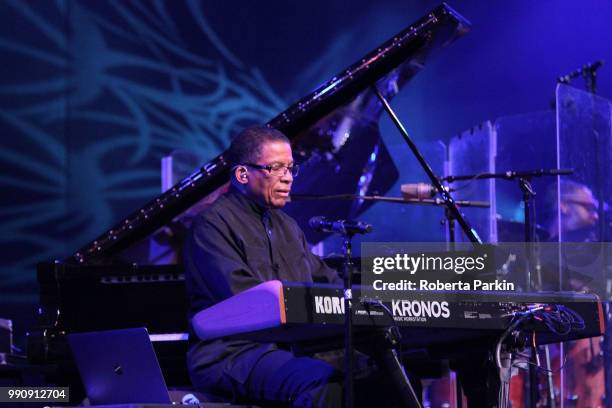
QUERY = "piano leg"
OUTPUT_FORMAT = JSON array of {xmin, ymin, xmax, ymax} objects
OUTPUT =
[
  {"xmin": 377, "ymin": 348, "xmax": 423, "ymax": 408},
  {"xmin": 364, "ymin": 328, "xmax": 423, "ymax": 408},
  {"xmin": 451, "ymin": 347, "xmax": 501, "ymax": 408}
]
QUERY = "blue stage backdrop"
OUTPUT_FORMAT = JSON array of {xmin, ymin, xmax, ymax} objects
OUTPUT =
[{"xmin": 1, "ymin": 1, "xmax": 612, "ymax": 345}]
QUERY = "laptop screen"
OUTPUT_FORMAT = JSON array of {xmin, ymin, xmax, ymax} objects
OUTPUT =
[{"xmin": 67, "ymin": 327, "xmax": 172, "ymax": 405}]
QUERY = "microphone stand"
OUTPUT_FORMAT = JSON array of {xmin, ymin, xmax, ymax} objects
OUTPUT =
[
  {"xmin": 444, "ymin": 168, "xmax": 573, "ymax": 408},
  {"xmin": 322, "ymin": 220, "xmax": 422, "ymax": 408},
  {"xmin": 557, "ymin": 60, "xmax": 603, "ymax": 95},
  {"xmin": 341, "ymin": 230, "xmax": 355, "ymax": 408},
  {"xmin": 290, "ymin": 194, "xmax": 490, "ymax": 208},
  {"xmin": 442, "ymin": 168, "xmax": 574, "ymax": 183},
  {"xmin": 442, "ymin": 167, "xmax": 574, "ymax": 290},
  {"xmin": 340, "ymin": 232, "xmax": 422, "ymax": 408},
  {"xmin": 302, "ymin": 197, "xmax": 485, "ymax": 407},
  {"xmin": 373, "ymin": 87, "xmax": 481, "ymax": 244}
]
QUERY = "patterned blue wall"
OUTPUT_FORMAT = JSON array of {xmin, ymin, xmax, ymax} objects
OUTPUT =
[{"xmin": 2, "ymin": 1, "xmax": 612, "ymax": 345}]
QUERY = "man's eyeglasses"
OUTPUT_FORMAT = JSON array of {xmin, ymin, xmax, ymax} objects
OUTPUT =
[
  {"xmin": 244, "ymin": 163, "xmax": 299, "ymax": 177},
  {"xmin": 565, "ymin": 199, "xmax": 598, "ymax": 213}
]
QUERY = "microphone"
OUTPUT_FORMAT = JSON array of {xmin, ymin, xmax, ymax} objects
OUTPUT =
[
  {"xmin": 400, "ymin": 183, "xmax": 451, "ymax": 200},
  {"xmin": 558, "ymin": 60, "xmax": 604, "ymax": 83},
  {"xmin": 309, "ymin": 216, "xmax": 373, "ymax": 235},
  {"xmin": 583, "ymin": 60, "xmax": 604, "ymax": 73}
]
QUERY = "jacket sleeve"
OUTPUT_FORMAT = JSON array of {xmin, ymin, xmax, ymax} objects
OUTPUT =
[{"xmin": 299, "ymin": 228, "xmax": 343, "ymax": 285}]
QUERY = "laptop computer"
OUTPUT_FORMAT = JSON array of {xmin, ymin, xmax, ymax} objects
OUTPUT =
[{"xmin": 67, "ymin": 327, "xmax": 173, "ymax": 405}]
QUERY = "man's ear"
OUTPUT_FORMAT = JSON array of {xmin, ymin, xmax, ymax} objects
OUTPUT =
[
  {"xmin": 234, "ymin": 166, "xmax": 248, "ymax": 184},
  {"xmin": 559, "ymin": 202, "xmax": 569, "ymax": 215}
]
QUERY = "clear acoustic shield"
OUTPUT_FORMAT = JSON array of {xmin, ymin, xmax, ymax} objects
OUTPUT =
[
  {"xmin": 448, "ymin": 121, "xmax": 497, "ymax": 243},
  {"xmin": 556, "ymin": 84, "xmax": 612, "ymax": 296},
  {"xmin": 449, "ymin": 111, "xmax": 559, "ymax": 246},
  {"xmin": 556, "ymin": 82, "xmax": 612, "ymax": 408},
  {"xmin": 494, "ymin": 111, "xmax": 557, "ymax": 242}
]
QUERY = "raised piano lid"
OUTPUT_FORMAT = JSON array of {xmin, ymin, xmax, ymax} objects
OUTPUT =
[{"xmin": 71, "ymin": 3, "xmax": 471, "ymax": 264}]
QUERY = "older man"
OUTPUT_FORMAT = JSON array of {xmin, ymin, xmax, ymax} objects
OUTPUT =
[
  {"xmin": 546, "ymin": 179, "xmax": 600, "ymax": 241},
  {"xmin": 184, "ymin": 125, "xmax": 342, "ymax": 407}
]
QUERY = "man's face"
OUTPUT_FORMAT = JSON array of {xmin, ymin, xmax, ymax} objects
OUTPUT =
[
  {"xmin": 244, "ymin": 141, "xmax": 294, "ymax": 208},
  {"xmin": 561, "ymin": 186, "xmax": 599, "ymax": 231}
]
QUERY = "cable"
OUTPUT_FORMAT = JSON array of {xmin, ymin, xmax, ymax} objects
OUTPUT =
[
  {"xmin": 496, "ymin": 304, "xmax": 585, "ymax": 374},
  {"xmin": 448, "ymin": 172, "xmax": 488, "ymax": 192},
  {"xmin": 495, "ymin": 304, "xmax": 584, "ymax": 370},
  {"xmin": 512, "ymin": 352, "xmax": 569, "ymax": 374},
  {"xmin": 495, "ymin": 314, "xmax": 530, "ymax": 370},
  {"xmin": 362, "ymin": 298, "xmax": 402, "ymax": 355}
]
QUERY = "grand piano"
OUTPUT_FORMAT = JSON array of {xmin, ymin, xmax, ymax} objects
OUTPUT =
[{"xmin": 29, "ymin": 3, "xmax": 604, "ymax": 406}]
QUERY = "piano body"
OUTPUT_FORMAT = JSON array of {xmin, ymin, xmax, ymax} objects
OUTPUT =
[{"xmin": 30, "ymin": 3, "xmax": 604, "ymax": 404}]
